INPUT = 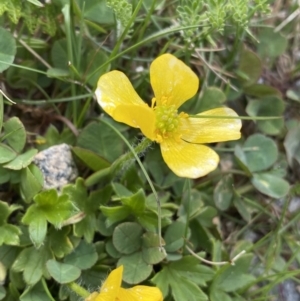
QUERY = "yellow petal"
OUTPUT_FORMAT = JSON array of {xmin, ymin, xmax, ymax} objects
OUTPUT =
[
  {"xmin": 94, "ymin": 266, "xmax": 123, "ymax": 301},
  {"xmin": 96, "ymin": 71, "xmax": 149, "ymax": 126},
  {"xmin": 85, "ymin": 292, "xmax": 99, "ymax": 301},
  {"xmin": 160, "ymin": 138, "xmax": 219, "ymax": 178},
  {"xmin": 113, "ymin": 104, "xmax": 156, "ymax": 140},
  {"xmin": 180, "ymin": 107, "xmax": 242, "ymax": 143},
  {"xmin": 118, "ymin": 286, "xmax": 163, "ymax": 301},
  {"xmin": 150, "ymin": 54, "xmax": 199, "ymax": 109}
]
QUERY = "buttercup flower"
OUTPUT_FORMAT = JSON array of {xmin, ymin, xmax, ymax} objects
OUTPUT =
[
  {"xmin": 85, "ymin": 265, "xmax": 163, "ymax": 301},
  {"xmin": 96, "ymin": 54, "xmax": 242, "ymax": 178}
]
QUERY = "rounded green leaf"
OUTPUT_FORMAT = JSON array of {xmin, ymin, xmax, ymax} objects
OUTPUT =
[
  {"xmin": 4, "ymin": 149, "xmax": 38, "ymax": 170},
  {"xmin": 243, "ymin": 134, "xmax": 278, "ymax": 172},
  {"xmin": 142, "ymin": 232, "xmax": 166, "ymax": 264},
  {"xmin": 113, "ymin": 222, "xmax": 143, "ymax": 254},
  {"xmin": 284, "ymin": 125, "xmax": 300, "ymax": 166},
  {"xmin": 46, "ymin": 260, "xmax": 81, "ymax": 284},
  {"xmin": 251, "ymin": 173, "xmax": 290, "ymax": 198},
  {"xmin": 164, "ymin": 221, "xmax": 186, "ymax": 252},
  {"xmin": 64, "ymin": 240, "xmax": 98, "ymax": 270},
  {"xmin": 105, "ymin": 240, "xmax": 121, "ymax": 259},
  {"xmin": 195, "ymin": 87, "xmax": 226, "ymax": 112},
  {"xmin": 258, "ymin": 28, "xmax": 288, "ymax": 59},
  {"xmin": 118, "ymin": 252, "xmax": 152, "ymax": 284},
  {"xmin": 246, "ymin": 96, "xmax": 285, "ymax": 135},
  {"xmin": 0, "ymin": 28, "xmax": 16, "ymax": 73},
  {"xmin": 3, "ymin": 117, "xmax": 26, "ymax": 153},
  {"xmin": 0, "ymin": 144, "xmax": 17, "ymax": 164},
  {"xmin": 214, "ymin": 175, "xmax": 233, "ymax": 211}
]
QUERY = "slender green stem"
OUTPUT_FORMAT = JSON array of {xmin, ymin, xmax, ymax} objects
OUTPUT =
[
  {"xmin": 183, "ymin": 179, "xmax": 191, "ymax": 250},
  {"xmin": 67, "ymin": 282, "xmax": 90, "ymax": 298}
]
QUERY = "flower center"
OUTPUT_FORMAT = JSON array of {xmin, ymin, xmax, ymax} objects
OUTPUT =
[{"xmin": 154, "ymin": 104, "xmax": 180, "ymax": 142}]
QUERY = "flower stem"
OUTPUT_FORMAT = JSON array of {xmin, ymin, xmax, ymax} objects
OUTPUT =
[
  {"xmin": 67, "ymin": 282, "xmax": 90, "ymax": 298},
  {"xmin": 85, "ymin": 137, "xmax": 152, "ymax": 187}
]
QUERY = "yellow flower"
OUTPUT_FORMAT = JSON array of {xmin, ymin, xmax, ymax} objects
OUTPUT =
[
  {"xmin": 85, "ymin": 265, "xmax": 163, "ymax": 301},
  {"xmin": 96, "ymin": 54, "xmax": 242, "ymax": 178}
]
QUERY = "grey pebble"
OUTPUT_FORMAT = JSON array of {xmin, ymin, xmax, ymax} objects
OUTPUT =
[{"xmin": 34, "ymin": 144, "xmax": 78, "ymax": 190}]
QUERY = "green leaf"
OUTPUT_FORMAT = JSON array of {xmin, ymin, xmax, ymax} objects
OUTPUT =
[
  {"xmin": 69, "ymin": 182, "xmax": 108, "ymax": 242},
  {"xmin": 0, "ymin": 286, "xmax": 5, "ymax": 300},
  {"xmin": 251, "ymin": 173, "xmax": 290, "ymax": 198},
  {"xmin": 0, "ymin": 144, "xmax": 17, "ymax": 163},
  {"xmin": 195, "ymin": 87, "xmax": 226, "ymax": 112},
  {"xmin": 74, "ymin": 215, "xmax": 98, "ymax": 243},
  {"xmin": 22, "ymin": 190, "xmax": 73, "ymax": 244},
  {"xmin": 0, "ymin": 27, "xmax": 16, "ymax": 73},
  {"xmin": 244, "ymin": 84, "xmax": 282, "ymax": 98},
  {"xmin": 211, "ymin": 254, "xmax": 255, "ymax": 292},
  {"xmin": 20, "ymin": 164, "xmax": 44, "ymax": 203},
  {"xmin": 3, "ymin": 149, "xmax": 38, "ymax": 170},
  {"xmin": 76, "ymin": 0, "xmax": 114, "ymax": 24},
  {"xmin": 28, "ymin": 215, "xmax": 47, "ymax": 248},
  {"xmin": 210, "ymin": 289, "xmax": 232, "ymax": 301},
  {"xmin": 142, "ymin": 232, "xmax": 166, "ymax": 264},
  {"xmin": 26, "ymin": 0, "xmax": 44, "ymax": 6},
  {"xmin": 85, "ymin": 49, "xmax": 109, "ymax": 87},
  {"xmin": 51, "ymin": 38, "xmax": 68, "ymax": 70},
  {"xmin": 64, "ymin": 240, "xmax": 98, "ymax": 270},
  {"xmin": 0, "ymin": 165, "xmax": 10, "ymax": 184},
  {"xmin": 0, "ymin": 201, "xmax": 21, "ymax": 246},
  {"xmin": 46, "ymin": 260, "xmax": 81, "ymax": 284},
  {"xmin": 72, "ymin": 146, "xmax": 110, "ymax": 171},
  {"xmin": 214, "ymin": 174, "xmax": 233, "ymax": 211},
  {"xmin": 12, "ymin": 245, "xmax": 52, "ymax": 285},
  {"xmin": 164, "ymin": 221, "xmax": 186, "ymax": 252},
  {"xmin": 113, "ymin": 222, "xmax": 143, "ymax": 254},
  {"xmin": 152, "ymin": 257, "xmax": 210, "ymax": 301},
  {"xmin": 284, "ymin": 125, "xmax": 300, "ymax": 166},
  {"xmin": 77, "ymin": 121, "xmax": 125, "ymax": 162},
  {"xmin": 237, "ymin": 134, "xmax": 278, "ymax": 172},
  {"xmin": 121, "ymin": 189, "xmax": 146, "ymax": 215},
  {"xmin": 169, "ymin": 256, "xmax": 214, "ymax": 286},
  {"xmin": 0, "ymin": 201, "xmax": 21, "ymax": 224},
  {"xmin": 3, "ymin": 117, "xmax": 26, "ymax": 153},
  {"xmin": 105, "ymin": 239, "xmax": 122, "ymax": 259},
  {"xmin": 237, "ymin": 48, "xmax": 262, "ymax": 87},
  {"xmin": 233, "ymin": 196, "xmax": 251, "ymax": 222},
  {"xmin": 246, "ymin": 96, "xmax": 285, "ymax": 135},
  {"xmin": 118, "ymin": 252, "xmax": 152, "ymax": 284},
  {"xmin": 49, "ymin": 227, "xmax": 73, "ymax": 258},
  {"xmin": 112, "ymin": 182, "xmax": 132, "ymax": 197},
  {"xmin": 20, "ymin": 280, "xmax": 53, "ymax": 301},
  {"xmin": 197, "ymin": 206, "xmax": 218, "ymax": 228},
  {"xmin": 0, "ymin": 94, "xmax": 3, "ymax": 133},
  {"xmin": 0, "ymin": 245, "xmax": 20, "ymax": 268},
  {"xmin": 258, "ymin": 28, "xmax": 288, "ymax": 59},
  {"xmin": 101, "ymin": 206, "xmax": 131, "ymax": 226},
  {"xmin": 0, "ymin": 224, "xmax": 21, "ymax": 246}
]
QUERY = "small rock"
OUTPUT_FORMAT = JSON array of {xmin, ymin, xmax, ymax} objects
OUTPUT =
[
  {"xmin": 34, "ymin": 144, "xmax": 78, "ymax": 190},
  {"xmin": 271, "ymin": 279, "xmax": 300, "ymax": 301}
]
